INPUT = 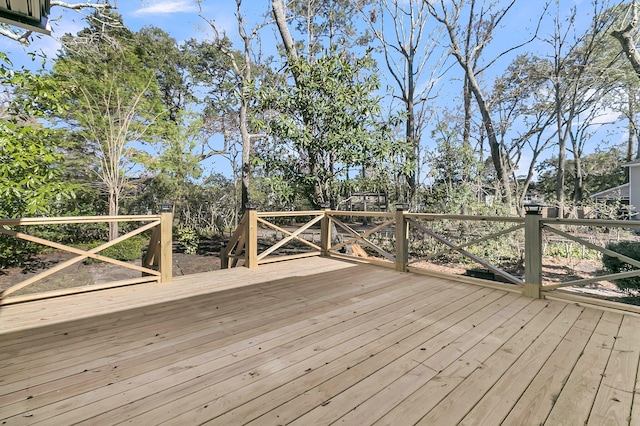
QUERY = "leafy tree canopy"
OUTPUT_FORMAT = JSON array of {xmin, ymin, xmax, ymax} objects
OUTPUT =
[
  {"xmin": 0, "ymin": 54, "xmax": 75, "ymax": 218},
  {"xmin": 256, "ymin": 50, "xmax": 392, "ymax": 206}
]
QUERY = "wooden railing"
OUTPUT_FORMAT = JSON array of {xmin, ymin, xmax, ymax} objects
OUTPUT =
[
  {"xmin": 222, "ymin": 207, "xmax": 640, "ymax": 311},
  {"xmin": 327, "ymin": 210, "xmax": 397, "ymax": 267},
  {"xmin": 0, "ymin": 213, "xmax": 172, "ymax": 304},
  {"xmin": 221, "ymin": 209, "xmax": 326, "ymax": 268},
  {"xmin": 539, "ymin": 218, "xmax": 640, "ymax": 291},
  {"xmin": 404, "ymin": 212, "xmax": 526, "ymax": 284}
]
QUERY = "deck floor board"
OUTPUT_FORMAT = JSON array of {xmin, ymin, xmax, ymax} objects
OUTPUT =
[{"xmin": 0, "ymin": 256, "xmax": 638, "ymax": 425}]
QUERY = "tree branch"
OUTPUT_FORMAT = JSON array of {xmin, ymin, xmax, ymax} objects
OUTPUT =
[
  {"xmin": 50, "ymin": 1, "xmax": 110, "ymax": 10},
  {"xmin": 612, "ymin": 1, "xmax": 640, "ymax": 80}
]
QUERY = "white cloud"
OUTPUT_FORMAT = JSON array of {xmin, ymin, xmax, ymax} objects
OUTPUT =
[{"xmin": 133, "ymin": 1, "xmax": 198, "ymax": 16}]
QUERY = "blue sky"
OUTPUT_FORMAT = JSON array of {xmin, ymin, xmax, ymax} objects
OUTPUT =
[
  {"xmin": 1, "ymin": 0, "xmax": 274, "ymax": 179},
  {"xmin": 1, "ymin": 0, "xmax": 626, "ymax": 183},
  {"xmin": 1, "ymin": 1, "xmax": 272, "ymax": 69}
]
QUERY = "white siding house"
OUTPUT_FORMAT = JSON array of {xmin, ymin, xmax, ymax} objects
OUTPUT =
[
  {"xmin": 629, "ymin": 159, "xmax": 640, "ymax": 217},
  {"xmin": 590, "ymin": 159, "xmax": 640, "ymax": 219}
]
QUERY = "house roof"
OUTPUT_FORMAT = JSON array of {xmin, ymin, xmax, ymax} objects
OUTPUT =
[
  {"xmin": 590, "ymin": 183, "xmax": 630, "ymax": 200},
  {"xmin": 624, "ymin": 158, "xmax": 640, "ymax": 167},
  {"xmin": 0, "ymin": 0, "xmax": 51, "ymax": 34}
]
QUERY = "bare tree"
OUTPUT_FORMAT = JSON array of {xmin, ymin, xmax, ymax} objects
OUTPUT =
[
  {"xmin": 425, "ymin": 0, "xmax": 543, "ymax": 206},
  {"xmin": 359, "ymin": 0, "xmax": 446, "ymax": 205},
  {"xmin": 198, "ymin": 0, "xmax": 269, "ymax": 212},
  {"xmin": 545, "ymin": 1, "xmax": 618, "ymax": 207},
  {"xmin": 612, "ymin": 1, "xmax": 640, "ymax": 79},
  {"xmin": 610, "ymin": 1, "xmax": 640, "ymax": 168},
  {"xmin": 490, "ymin": 54, "xmax": 557, "ymax": 211},
  {"xmin": 54, "ymin": 13, "xmax": 168, "ymax": 240},
  {"xmin": 70, "ymin": 75, "xmax": 165, "ymax": 240}
]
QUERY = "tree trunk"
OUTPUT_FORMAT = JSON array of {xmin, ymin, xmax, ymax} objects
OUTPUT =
[
  {"xmin": 629, "ymin": 89, "xmax": 637, "ymax": 162},
  {"xmin": 464, "ymin": 68, "xmax": 511, "ymax": 205},
  {"xmin": 573, "ymin": 148, "xmax": 584, "ymax": 203},
  {"xmin": 554, "ymin": 79, "xmax": 566, "ymax": 215},
  {"xmin": 240, "ymin": 103, "xmax": 251, "ymax": 212},
  {"xmin": 272, "ymin": 0, "xmax": 299, "ymax": 63},
  {"xmin": 612, "ymin": 25, "xmax": 640, "ymax": 81},
  {"xmin": 238, "ymin": 6, "xmax": 252, "ymax": 213},
  {"xmin": 108, "ymin": 188, "xmax": 119, "ymax": 241},
  {"xmin": 462, "ymin": 76, "xmax": 472, "ymax": 148},
  {"xmin": 406, "ymin": 75, "xmax": 416, "ymax": 204}
]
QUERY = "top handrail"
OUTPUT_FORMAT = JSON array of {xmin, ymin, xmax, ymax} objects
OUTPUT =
[
  {"xmin": 257, "ymin": 210, "xmax": 326, "ymax": 218},
  {"xmin": 328, "ymin": 211, "xmax": 395, "ymax": 218},
  {"xmin": 0, "ymin": 215, "xmax": 162, "ymax": 226},
  {"xmin": 541, "ymin": 217, "xmax": 640, "ymax": 227},
  {"xmin": 406, "ymin": 213, "xmax": 525, "ymax": 222}
]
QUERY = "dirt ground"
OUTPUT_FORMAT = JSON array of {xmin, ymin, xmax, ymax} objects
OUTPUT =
[
  {"xmin": 0, "ymin": 246, "xmax": 633, "ymax": 302},
  {"xmin": 413, "ymin": 256, "xmax": 631, "ymax": 301},
  {"xmin": 0, "ymin": 251, "xmax": 221, "ymax": 297}
]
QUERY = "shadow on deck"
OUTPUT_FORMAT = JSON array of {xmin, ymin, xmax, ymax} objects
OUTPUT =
[{"xmin": 1, "ymin": 257, "xmax": 639, "ymax": 425}]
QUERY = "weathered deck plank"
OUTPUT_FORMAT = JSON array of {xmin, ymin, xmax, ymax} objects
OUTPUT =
[{"xmin": 0, "ymin": 257, "xmax": 638, "ymax": 425}]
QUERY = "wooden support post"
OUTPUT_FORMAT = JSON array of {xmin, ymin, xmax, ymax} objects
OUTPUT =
[
  {"xmin": 395, "ymin": 205, "xmax": 409, "ymax": 272},
  {"xmin": 524, "ymin": 207, "xmax": 543, "ymax": 298},
  {"xmin": 246, "ymin": 207, "xmax": 258, "ymax": 268},
  {"xmin": 220, "ymin": 246, "xmax": 229, "ymax": 269},
  {"xmin": 159, "ymin": 211, "xmax": 173, "ymax": 283},
  {"xmin": 320, "ymin": 208, "xmax": 331, "ymax": 257}
]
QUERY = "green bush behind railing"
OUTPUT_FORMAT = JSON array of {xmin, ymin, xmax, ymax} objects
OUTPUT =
[
  {"xmin": 84, "ymin": 236, "xmax": 149, "ymax": 264},
  {"xmin": 602, "ymin": 241, "xmax": 640, "ymax": 294}
]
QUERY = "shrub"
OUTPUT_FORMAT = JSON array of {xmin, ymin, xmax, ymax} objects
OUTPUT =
[
  {"xmin": 85, "ymin": 236, "xmax": 148, "ymax": 263},
  {"xmin": 0, "ymin": 234, "xmax": 39, "ymax": 269},
  {"xmin": 176, "ymin": 226, "xmax": 199, "ymax": 255},
  {"xmin": 602, "ymin": 241, "xmax": 640, "ymax": 294},
  {"xmin": 544, "ymin": 242, "xmax": 599, "ymax": 260}
]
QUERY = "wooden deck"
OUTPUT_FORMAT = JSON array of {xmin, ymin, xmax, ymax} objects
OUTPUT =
[{"xmin": 1, "ymin": 257, "xmax": 639, "ymax": 425}]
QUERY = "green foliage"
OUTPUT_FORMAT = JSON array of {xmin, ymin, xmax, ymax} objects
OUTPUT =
[
  {"xmin": 85, "ymin": 236, "xmax": 148, "ymax": 264},
  {"xmin": 0, "ymin": 235, "xmax": 38, "ymax": 269},
  {"xmin": 407, "ymin": 218, "xmax": 523, "ymax": 269},
  {"xmin": 51, "ymin": 11, "xmax": 178, "ymax": 240},
  {"xmin": 0, "ymin": 55, "xmax": 75, "ymax": 219},
  {"xmin": 422, "ymin": 122, "xmax": 499, "ymax": 215},
  {"xmin": 135, "ymin": 26, "xmax": 194, "ymax": 123},
  {"xmin": 176, "ymin": 226, "xmax": 199, "ymax": 254},
  {"xmin": 544, "ymin": 242, "xmax": 599, "ymax": 260},
  {"xmin": 250, "ymin": 173, "xmax": 297, "ymax": 212},
  {"xmin": 0, "ymin": 121, "xmax": 73, "ymax": 218},
  {"xmin": 536, "ymin": 148, "xmax": 627, "ymax": 203},
  {"xmin": 602, "ymin": 241, "xmax": 640, "ymax": 294},
  {"xmin": 0, "ymin": 54, "xmax": 77, "ymax": 268},
  {"xmin": 255, "ymin": 50, "xmax": 392, "ymax": 206},
  {"xmin": 139, "ymin": 173, "xmax": 237, "ymax": 236},
  {"xmin": 287, "ymin": 0, "xmax": 372, "ymax": 54}
]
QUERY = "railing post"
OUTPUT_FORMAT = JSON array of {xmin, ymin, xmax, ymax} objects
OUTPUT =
[
  {"xmin": 524, "ymin": 205, "xmax": 543, "ymax": 298},
  {"xmin": 245, "ymin": 207, "xmax": 258, "ymax": 268},
  {"xmin": 320, "ymin": 207, "xmax": 331, "ymax": 257},
  {"xmin": 220, "ymin": 244, "xmax": 229, "ymax": 269},
  {"xmin": 159, "ymin": 209, "xmax": 173, "ymax": 283},
  {"xmin": 395, "ymin": 204, "xmax": 409, "ymax": 272}
]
